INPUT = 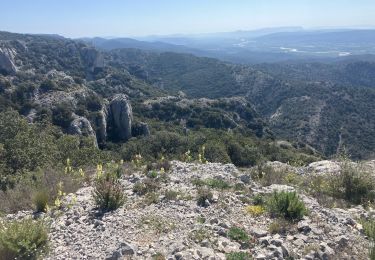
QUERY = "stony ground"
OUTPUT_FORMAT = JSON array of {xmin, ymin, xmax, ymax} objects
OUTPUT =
[{"xmin": 5, "ymin": 160, "xmax": 374, "ymax": 260}]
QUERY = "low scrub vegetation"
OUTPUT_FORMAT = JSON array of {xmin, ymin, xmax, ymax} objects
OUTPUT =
[
  {"xmin": 227, "ymin": 227, "xmax": 250, "ymax": 243},
  {"xmin": 196, "ymin": 188, "xmax": 214, "ymax": 207},
  {"xmin": 267, "ymin": 191, "xmax": 306, "ymax": 220},
  {"xmin": 92, "ymin": 168, "xmax": 125, "ymax": 211},
  {"xmin": 0, "ymin": 218, "xmax": 49, "ymax": 260},
  {"xmin": 226, "ymin": 251, "xmax": 252, "ymax": 260},
  {"xmin": 362, "ymin": 220, "xmax": 375, "ymax": 259},
  {"xmin": 33, "ymin": 190, "xmax": 49, "ymax": 213}
]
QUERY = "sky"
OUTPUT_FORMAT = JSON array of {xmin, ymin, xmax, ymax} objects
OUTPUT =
[{"xmin": 1, "ymin": 0, "xmax": 375, "ymax": 38}]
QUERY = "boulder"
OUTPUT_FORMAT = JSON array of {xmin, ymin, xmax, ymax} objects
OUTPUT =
[
  {"xmin": 0, "ymin": 47, "xmax": 17, "ymax": 75},
  {"xmin": 307, "ymin": 160, "xmax": 340, "ymax": 174},
  {"xmin": 69, "ymin": 115, "xmax": 98, "ymax": 147},
  {"xmin": 108, "ymin": 94, "xmax": 133, "ymax": 141}
]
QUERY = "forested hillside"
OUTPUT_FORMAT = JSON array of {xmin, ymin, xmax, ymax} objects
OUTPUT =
[{"xmin": 109, "ymin": 48, "xmax": 375, "ymax": 159}]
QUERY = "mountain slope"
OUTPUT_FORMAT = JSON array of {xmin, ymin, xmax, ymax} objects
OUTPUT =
[{"xmin": 108, "ymin": 48, "xmax": 375, "ymax": 159}]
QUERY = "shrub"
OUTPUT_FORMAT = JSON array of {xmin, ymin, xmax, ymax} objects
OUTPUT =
[
  {"xmin": 0, "ymin": 218, "xmax": 49, "ymax": 260},
  {"xmin": 267, "ymin": 191, "xmax": 306, "ymax": 220},
  {"xmin": 147, "ymin": 171, "xmax": 158, "ymax": 179},
  {"xmin": 245, "ymin": 205, "xmax": 265, "ymax": 217},
  {"xmin": 204, "ymin": 142, "xmax": 231, "ymax": 163},
  {"xmin": 196, "ymin": 188, "xmax": 213, "ymax": 207},
  {"xmin": 164, "ymin": 190, "xmax": 179, "ymax": 201},
  {"xmin": 33, "ymin": 190, "xmax": 49, "ymax": 213},
  {"xmin": 133, "ymin": 178, "xmax": 160, "ymax": 196},
  {"xmin": 254, "ymin": 165, "xmax": 286, "ymax": 186},
  {"xmin": 226, "ymin": 251, "xmax": 252, "ymax": 260},
  {"xmin": 144, "ymin": 192, "xmax": 159, "ymax": 205},
  {"xmin": 93, "ymin": 174, "xmax": 125, "ymax": 211},
  {"xmin": 339, "ymin": 162, "xmax": 375, "ymax": 204},
  {"xmin": 205, "ymin": 178, "xmax": 231, "ymax": 190},
  {"xmin": 268, "ymin": 219, "xmax": 292, "ymax": 235},
  {"xmin": 152, "ymin": 252, "xmax": 166, "ymax": 260},
  {"xmin": 362, "ymin": 220, "xmax": 375, "ymax": 259},
  {"xmin": 253, "ymin": 194, "xmax": 265, "ymax": 206},
  {"xmin": 189, "ymin": 227, "xmax": 211, "ymax": 243},
  {"xmin": 227, "ymin": 227, "xmax": 250, "ymax": 243}
]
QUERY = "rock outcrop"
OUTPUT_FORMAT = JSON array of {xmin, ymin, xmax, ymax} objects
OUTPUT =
[
  {"xmin": 108, "ymin": 94, "xmax": 133, "ymax": 141},
  {"xmin": 94, "ymin": 105, "xmax": 108, "ymax": 147},
  {"xmin": 0, "ymin": 47, "xmax": 17, "ymax": 75},
  {"xmin": 69, "ymin": 114, "xmax": 98, "ymax": 147}
]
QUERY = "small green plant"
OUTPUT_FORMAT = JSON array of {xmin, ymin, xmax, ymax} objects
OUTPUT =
[
  {"xmin": 33, "ymin": 190, "xmax": 49, "ymax": 213},
  {"xmin": 164, "ymin": 190, "xmax": 179, "ymax": 201},
  {"xmin": 205, "ymin": 178, "xmax": 231, "ymax": 190},
  {"xmin": 139, "ymin": 215, "xmax": 175, "ymax": 234},
  {"xmin": 189, "ymin": 227, "xmax": 211, "ymax": 243},
  {"xmin": 92, "ymin": 173, "xmax": 125, "ymax": 211},
  {"xmin": 196, "ymin": 188, "xmax": 213, "ymax": 207},
  {"xmin": 234, "ymin": 183, "xmax": 246, "ymax": 191},
  {"xmin": 268, "ymin": 219, "xmax": 292, "ymax": 235},
  {"xmin": 133, "ymin": 179, "xmax": 160, "ymax": 195},
  {"xmin": 253, "ymin": 194, "xmax": 265, "ymax": 206},
  {"xmin": 0, "ymin": 218, "xmax": 49, "ymax": 260},
  {"xmin": 144, "ymin": 192, "xmax": 159, "ymax": 205},
  {"xmin": 152, "ymin": 252, "xmax": 166, "ymax": 260},
  {"xmin": 148, "ymin": 170, "xmax": 158, "ymax": 179},
  {"xmin": 197, "ymin": 216, "xmax": 206, "ymax": 224},
  {"xmin": 267, "ymin": 191, "xmax": 306, "ymax": 220},
  {"xmin": 227, "ymin": 227, "xmax": 250, "ymax": 243},
  {"xmin": 191, "ymin": 178, "xmax": 206, "ymax": 187},
  {"xmin": 226, "ymin": 251, "xmax": 252, "ymax": 260},
  {"xmin": 362, "ymin": 220, "xmax": 375, "ymax": 259}
]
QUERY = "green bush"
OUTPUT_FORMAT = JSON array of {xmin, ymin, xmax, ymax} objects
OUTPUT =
[
  {"xmin": 205, "ymin": 178, "xmax": 231, "ymax": 190},
  {"xmin": 204, "ymin": 142, "xmax": 231, "ymax": 163},
  {"xmin": 253, "ymin": 194, "xmax": 266, "ymax": 206},
  {"xmin": 143, "ymin": 192, "xmax": 159, "ymax": 205},
  {"xmin": 339, "ymin": 162, "xmax": 375, "ymax": 204},
  {"xmin": 362, "ymin": 220, "xmax": 375, "ymax": 259},
  {"xmin": 227, "ymin": 227, "xmax": 250, "ymax": 243},
  {"xmin": 93, "ymin": 174, "xmax": 125, "ymax": 211},
  {"xmin": 0, "ymin": 218, "xmax": 49, "ymax": 260},
  {"xmin": 133, "ymin": 178, "xmax": 160, "ymax": 196},
  {"xmin": 267, "ymin": 191, "xmax": 306, "ymax": 220},
  {"xmin": 226, "ymin": 251, "xmax": 252, "ymax": 260},
  {"xmin": 196, "ymin": 188, "xmax": 213, "ymax": 207},
  {"xmin": 33, "ymin": 190, "xmax": 49, "ymax": 213},
  {"xmin": 164, "ymin": 190, "xmax": 179, "ymax": 201}
]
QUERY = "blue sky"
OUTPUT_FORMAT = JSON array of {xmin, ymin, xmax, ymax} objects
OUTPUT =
[{"xmin": 1, "ymin": 0, "xmax": 375, "ymax": 38}]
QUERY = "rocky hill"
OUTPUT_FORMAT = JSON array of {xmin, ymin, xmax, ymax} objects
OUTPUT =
[{"xmin": 3, "ymin": 160, "xmax": 374, "ymax": 259}]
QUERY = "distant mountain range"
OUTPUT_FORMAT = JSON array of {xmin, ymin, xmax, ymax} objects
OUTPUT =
[{"xmin": 80, "ymin": 28, "xmax": 375, "ymax": 63}]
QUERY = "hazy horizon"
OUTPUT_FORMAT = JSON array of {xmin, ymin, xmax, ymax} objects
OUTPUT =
[{"xmin": 1, "ymin": 0, "xmax": 375, "ymax": 38}]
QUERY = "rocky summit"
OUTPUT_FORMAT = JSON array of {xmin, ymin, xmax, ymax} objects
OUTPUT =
[{"xmin": 3, "ymin": 160, "xmax": 372, "ymax": 260}]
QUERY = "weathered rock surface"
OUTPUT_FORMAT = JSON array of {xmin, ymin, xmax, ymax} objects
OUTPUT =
[
  {"xmin": 108, "ymin": 94, "xmax": 133, "ymax": 141},
  {"xmin": 0, "ymin": 47, "xmax": 17, "ymax": 75},
  {"xmin": 95, "ymin": 105, "xmax": 108, "ymax": 146},
  {"xmin": 69, "ymin": 114, "xmax": 97, "ymax": 147}
]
